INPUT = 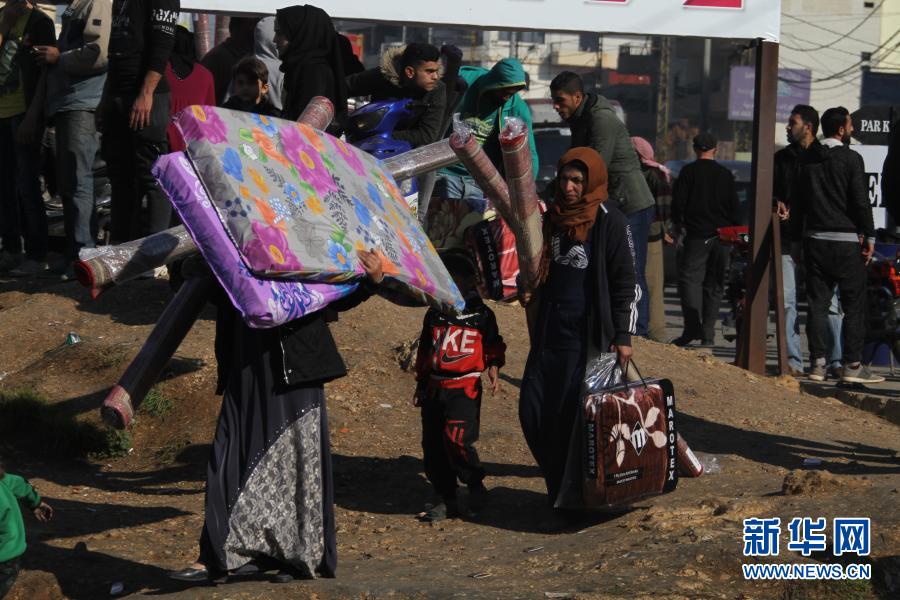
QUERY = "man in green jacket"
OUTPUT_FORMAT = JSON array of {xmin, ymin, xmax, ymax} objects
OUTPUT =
[
  {"xmin": 0, "ymin": 460, "xmax": 52, "ymax": 598},
  {"xmin": 551, "ymin": 71, "xmax": 655, "ymax": 336}
]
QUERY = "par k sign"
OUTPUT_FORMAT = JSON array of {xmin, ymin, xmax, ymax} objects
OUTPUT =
[{"xmin": 181, "ymin": 0, "xmax": 780, "ymax": 41}]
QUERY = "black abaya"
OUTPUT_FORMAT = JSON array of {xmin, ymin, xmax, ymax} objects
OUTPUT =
[{"xmin": 199, "ymin": 305, "xmax": 337, "ymax": 577}]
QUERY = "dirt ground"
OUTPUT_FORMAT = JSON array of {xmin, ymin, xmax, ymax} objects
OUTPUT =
[{"xmin": 1, "ymin": 274, "xmax": 898, "ymax": 600}]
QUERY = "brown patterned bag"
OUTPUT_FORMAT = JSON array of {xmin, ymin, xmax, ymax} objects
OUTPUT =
[
  {"xmin": 581, "ymin": 378, "xmax": 679, "ymax": 507},
  {"xmin": 555, "ymin": 356, "xmax": 679, "ymax": 510}
]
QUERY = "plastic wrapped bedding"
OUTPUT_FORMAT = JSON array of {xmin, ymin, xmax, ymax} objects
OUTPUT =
[
  {"xmin": 153, "ymin": 105, "xmax": 464, "ymax": 325},
  {"xmin": 154, "ymin": 152, "xmax": 357, "ymax": 327}
]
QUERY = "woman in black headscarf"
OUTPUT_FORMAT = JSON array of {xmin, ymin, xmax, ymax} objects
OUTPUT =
[{"xmin": 274, "ymin": 4, "xmax": 348, "ymax": 121}]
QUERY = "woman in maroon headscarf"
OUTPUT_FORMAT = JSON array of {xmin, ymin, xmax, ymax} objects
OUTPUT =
[{"xmin": 519, "ymin": 147, "xmax": 638, "ymax": 515}]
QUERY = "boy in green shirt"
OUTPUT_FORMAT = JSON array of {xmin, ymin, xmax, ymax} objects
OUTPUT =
[{"xmin": 0, "ymin": 459, "xmax": 52, "ymax": 598}]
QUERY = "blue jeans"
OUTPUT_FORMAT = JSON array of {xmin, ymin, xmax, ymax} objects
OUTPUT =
[
  {"xmin": 827, "ymin": 287, "xmax": 842, "ymax": 368},
  {"xmin": 434, "ymin": 173, "xmax": 486, "ymax": 205},
  {"xmin": 0, "ymin": 114, "xmax": 48, "ymax": 259},
  {"xmin": 785, "ymin": 253, "xmax": 842, "ymax": 369},
  {"xmin": 627, "ymin": 206, "xmax": 653, "ymax": 336},
  {"xmin": 55, "ymin": 110, "xmax": 99, "ymax": 260},
  {"xmin": 782, "ymin": 253, "xmax": 803, "ymax": 370}
]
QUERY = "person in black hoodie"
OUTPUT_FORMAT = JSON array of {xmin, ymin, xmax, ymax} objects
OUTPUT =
[
  {"xmin": 99, "ymin": 0, "xmax": 179, "ymax": 243},
  {"xmin": 519, "ymin": 147, "xmax": 637, "ymax": 517},
  {"xmin": 792, "ymin": 106, "xmax": 883, "ymax": 384},
  {"xmin": 670, "ymin": 132, "xmax": 740, "ymax": 347}
]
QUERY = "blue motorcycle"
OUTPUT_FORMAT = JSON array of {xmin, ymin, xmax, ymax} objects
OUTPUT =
[{"xmin": 347, "ymin": 99, "xmax": 429, "ymax": 214}]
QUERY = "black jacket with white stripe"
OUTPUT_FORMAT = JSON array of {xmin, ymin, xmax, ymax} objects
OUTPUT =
[{"xmin": 531, "ymin": 203, "xmax": 638, "ymax": 353}]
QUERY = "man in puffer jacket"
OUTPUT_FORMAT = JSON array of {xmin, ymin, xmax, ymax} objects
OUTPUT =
[{"xmin": 346, "ymin": 41, "xmax": 446, "ymax": 149}]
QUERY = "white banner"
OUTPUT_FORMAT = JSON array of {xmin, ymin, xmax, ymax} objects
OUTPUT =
[
  {"xmin": 180, "ymin": 0, "xmax": 782, "ymax": 42},
  {"xmin": 853, "ymin": 145, "xmax": 889, "ymax": 229}
]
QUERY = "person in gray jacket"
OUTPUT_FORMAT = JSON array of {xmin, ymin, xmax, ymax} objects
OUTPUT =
[
  {"xmin": 550, "ymin": 71, "xmax": 654, "ymax": 336},
  {"xmin": 224, "ymin": 17, "xmax": 283, "ymax": 111},
  {"xmin": 34, "ymin": 0, "xmax": 111, "ymax": 279}
]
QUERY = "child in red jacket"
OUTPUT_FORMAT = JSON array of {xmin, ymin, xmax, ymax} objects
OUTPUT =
[{"xmin": 414, "ymin": 251, "xmax": 506, "ymax": 521}]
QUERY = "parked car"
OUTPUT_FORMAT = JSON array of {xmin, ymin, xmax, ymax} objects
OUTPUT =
[
  {"xmin": 533, "ymin": 126, "xmax": 571, "ymax": 191},
  {"xmin": 527, "ymin": 97, "xmax": 626, "ymax": 194}
]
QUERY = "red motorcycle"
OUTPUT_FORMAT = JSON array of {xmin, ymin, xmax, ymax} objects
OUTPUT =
[{"xmin": 717, "ymin": 225, "xmax": 750, "ymax": 341}]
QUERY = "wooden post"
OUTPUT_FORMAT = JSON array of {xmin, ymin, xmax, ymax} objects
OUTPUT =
[{"xmin": 736, "ymin": 39, "xmax": 779, "ymax": 374}]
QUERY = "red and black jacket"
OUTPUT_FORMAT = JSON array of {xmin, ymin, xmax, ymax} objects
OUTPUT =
[{"xmin": 415, "ymin": 297, "xmax": 506, "ymax": 398}]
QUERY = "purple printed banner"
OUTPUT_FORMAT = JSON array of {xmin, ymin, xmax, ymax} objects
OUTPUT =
[{"xmin": 728, "ymin": 66, "xmax": 811, "ymax": 123}]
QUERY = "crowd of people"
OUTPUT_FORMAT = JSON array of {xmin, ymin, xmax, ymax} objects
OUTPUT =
[{"xmin": 0, "ymin": 0, "xmax": 887, "ymax": 594}]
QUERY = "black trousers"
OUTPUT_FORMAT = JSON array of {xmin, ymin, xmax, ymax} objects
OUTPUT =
[
  {"xmin": 0, "ymin": 557, "xmax": 20, "ymax": 599},
  {"xmin": 101, "ymin": 93, "xmax": 172, "ymax": 243},
  {"xmin": 677, "ymin": 236, "xmax": 730, "ymax": 341},
  {"xmin": 804, "ymin": 238, "xmax": 867, "ymax": 365},
  {"xmin": 420, "ymin": 386, "xmax": 485, "ymax": 499}
]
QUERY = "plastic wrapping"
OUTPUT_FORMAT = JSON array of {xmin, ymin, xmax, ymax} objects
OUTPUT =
[
  {"xmin": 382, "ymin": 139, "xmax": 459, "ymax": 182},
  {"xmin": 76, "ymin": 97, "xmax": 339, "ymax": 298},
  {"xmin": 500, "ymin": 119, "xmax": 544, "ymax": 293},
  {"xmin": 449, "ymin": 130, "xmax": 514, "ymax": 219},
  {"xmin": 676, "ymin": 433, "xmax": 704, "ymax": 477},
  {"xmin": 170, "ymin": 105, "xmax": 464, "ymax": 314},
  {"xmin": 75, "ymin": 226, "xmax": 197, "ymax": 298},
  {"xmin": 583, "ymin": 352, "xmax": 624, "ymax": 394},
  {"xmin": 155, "ymin": 151, "xmax": 358, "ymax": 328},
  {"xmin": 700, "ymin": 455, "xmax": 720, "ymax": 474},
  {"xmin": 296, "ymin": 96, "xmax": 335, "ymax": 131},
  {"xmin": 501, "ymin": 115, "xmax": 527, "ymax": 140},
  {"xmin": 464, "ymin": 217, "xmax": 520, "ymax": 302},
  {"xmin": 452, "ymin": 112, "xmax": 473, "ymax": 140}
]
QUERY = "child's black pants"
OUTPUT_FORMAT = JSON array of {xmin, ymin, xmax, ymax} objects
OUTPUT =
[{"xmin": 420, "ymin": 386, "xmax": 485, "ymax": 500}]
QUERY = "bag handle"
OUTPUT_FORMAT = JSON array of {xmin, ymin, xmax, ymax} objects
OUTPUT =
[{"xmin": 626, "ymin": 358, "xmax": 649, "ymax": 391}]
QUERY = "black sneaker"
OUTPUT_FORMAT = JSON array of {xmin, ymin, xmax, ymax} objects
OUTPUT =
[
  {"xmin": 419, "ymin": 495, "xmax": 460, "ymax": 522},
  {"xmin": 671, "ymin": 335, "xmax": 700, "ymax": 347}
]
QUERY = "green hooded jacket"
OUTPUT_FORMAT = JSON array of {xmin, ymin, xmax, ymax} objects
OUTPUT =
[
  {"xmin": 443, "ymin": 58, "xmax": 538, "ymax": 179},
  {"xmin": 0, "ymin": 473, "xmax": 41, "ymax": 563}
]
